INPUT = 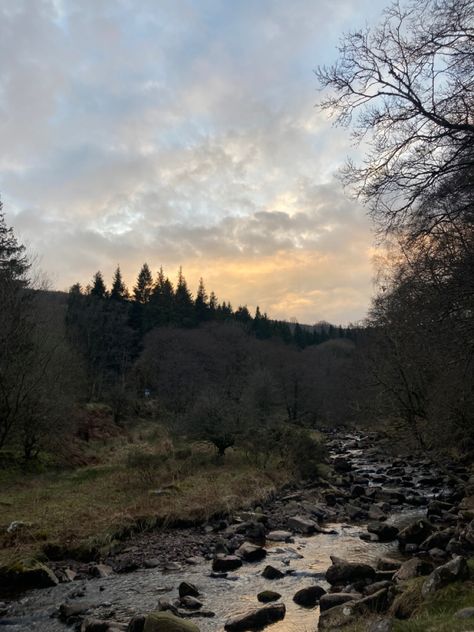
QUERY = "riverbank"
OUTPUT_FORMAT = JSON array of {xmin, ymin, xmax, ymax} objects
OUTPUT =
[{"xmin": 1, "ymin": 429, "xmax": 473, "ymax": 631}]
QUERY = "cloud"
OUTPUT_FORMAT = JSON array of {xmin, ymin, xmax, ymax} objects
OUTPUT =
[{"xmin": 0, "ymin": 0, "xmax": 387, "ymax": 323}]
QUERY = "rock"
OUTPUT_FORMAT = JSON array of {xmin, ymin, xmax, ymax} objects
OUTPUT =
[
  {"xmin": 257, "ymin": 591, "xmax": 281, "ymax": 603},
  {"xmin": 262, "ymin": 565, "xmax": 285, "ymax": 580},
  {"xmin": 0, "ymin": 559, "xmax": 59, "ymax": 592},
  {"xmin": 367, "ymin": 522, "xmax": 399, "ymax": 542},
  {"xmin": 325, "ymin": 556, "xmax": 376, "ymax": 585},
  {"xmin": 59, "ymin": 602, "xmax": 93, "ymax": 621},
  {"xmin": 224, "ymin": 603, "xmax": 285, "ymax": 631},
  {"xmin": 185, "ymin": 556, "xmax": 205, "ymax": 566},
  {"xmin": 144, "ymin": 559, "xmax": 160, "ymax": 569},
  {"xmin": 178, "ymin": 582, "xmax": 199, "ymax": 598},
  {"xmin": 292, "ymin": 585, "xmax": 326, "ymax": 607},
  {"xmin": 355, "ymin": 588, "xmax": 390, "ymax": 613},
  {"xmin": 319, "ymin": 593, "xmax": 358, "ymax": 612},
  {"xmin": 351, "ymin": 485, "xmax": 366, "ymax": 498},
  {"xmin": 266, "ymin": 531, "xmax": 293, "ymax": 542},
  {"xmin": 334, "ymin": 457, "xmax": 352, "ymax": 472},
  {"xmin": 180, "ymin": 596, "xmax": 203, "ymax": 610},
  {"xmin": 345, "ymin": 504, "xmax": 368, "ymax": 521},
  {"xmin": 212, "ymin": 556, "xmax": 242, "ymax": 572},
  {"xmin": 364, "ymin": 581, "xmax": 393, "ymax": 595},
  {"xmin": 422, "ymin": 555, "xmax": 470, "ymax": 597},
  {"xmin": 235, "ymin": 542, "xmax": 266, "ymax": 562},
  {"xmin": 127, "ymin": 616, "xmax": 145, "ymax": 632},
  {"xmin": 420, "ymin": 529, "xmax": 454, "ymax": 551},
  {"xmin": 80, "ymin": 620, "xmax": 108, "ymax": 632},
  {"xmin": 143, "ymin": 611, "xmax": 200, "ymax": 632},
  {"xmin": 367, "ymin": 619, "xmax": 394, "ymax": 632},
  {"xmin": 157, "ymin": 598, "xmax": 179, "ymax": 615},
  {"xmin": 397, "ymin": 520, "xmax": 433, "ymax": 551},
  {"xmin": 394, "ymin": 558, "xmax": 434, "ymax": 581},
  {"xmin": 89, "ymin": 563, "xmax": 113, "ymax": 578},
  {"xmin": 376, "ymin": 558, "xmax": 401, "ymax": 572},
  {"xmin": 368, "ymin": 505, "xmax": 388, "ymax": 521},
  {"xmin": 454, "ymin": 607, "xmax": 474, "ymax": 619},
  {"xmin": 317, "ymin": 602, "xmax": 357, "ymax": 630},
  {"xmin": 287, "ymin": 515, "xmax": 318, "ymax": 534}
]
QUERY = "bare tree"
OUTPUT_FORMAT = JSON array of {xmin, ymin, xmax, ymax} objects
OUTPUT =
[{"xmin": 316, "ymin": 0, "xmax": 474, "ymax": 235}]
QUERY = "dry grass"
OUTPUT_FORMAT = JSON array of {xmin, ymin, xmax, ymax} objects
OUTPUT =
[{"xmin": 0, "ymin": 422, "xmax": 291, "ymax": 566}]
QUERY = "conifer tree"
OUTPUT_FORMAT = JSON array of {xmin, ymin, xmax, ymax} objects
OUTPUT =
[
  {"xmin": 174, "ymin": 267, "xmax": 194, "ymax": 326},
  {"xmin": 90, "ymin": 271, "xmax": 107, "ymax": 299},
  {"xmin": 194, "ymin": 277, "xmax": 209, "ymax": 323},
  {"xmin": 0, "ymin": 200, "xmax": 29, "ymax": 281},
  {"xmin": 149, "ymin": 267, "xmax": 175, "ymax": 326},
  {"xmin": 133, "ymin": 263, "xmax": 153, "ymax": 304},
  {"xmin": 110, "ymin": 266, "xmax": 129, "ymax": 301}
]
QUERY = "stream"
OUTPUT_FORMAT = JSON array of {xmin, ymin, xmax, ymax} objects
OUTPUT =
[{"xmin": 1, "ymin": 434, "xmax": 446, "ymax": 631}]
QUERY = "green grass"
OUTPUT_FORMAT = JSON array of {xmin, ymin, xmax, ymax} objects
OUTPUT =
[{"xmin": 0, "ymin": 421, "xmax": 292, "ymax": 566}]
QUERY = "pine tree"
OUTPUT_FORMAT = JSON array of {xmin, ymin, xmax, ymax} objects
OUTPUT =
[
  {"xmin": 174, "ymin": 267, "xmax": 194, "ymax": 326},
  {"xmin": 149, "ymin": 267, "xmax": 175, "ymax": 326},
  {"xmin": 90, "ymin": 271, "xmax": 107, "ymax": 299},
  {"xmin": 110, "ymin": 266, "xmax": 129, "ymax": 301},
  {"xmin": 133, "ymin": 263, "xmax": 153, "ymax": 304},
  {"xmin": 194, "ymin": 277, "xmax": 209, "ymax": 323},
  {"xmin": 209, "ymin": 291, "xmax": 218, "ymax": 318}
]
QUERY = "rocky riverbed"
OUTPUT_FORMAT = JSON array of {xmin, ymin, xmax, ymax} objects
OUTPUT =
[{"xmin": 1, "ymin": 430, "xmax": 473, "ymax": 631}]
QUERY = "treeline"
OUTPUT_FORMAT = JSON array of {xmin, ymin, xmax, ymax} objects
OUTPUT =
[{"xmin": 68, "ymin": 264, "xmax": 356, "ymax": 348}]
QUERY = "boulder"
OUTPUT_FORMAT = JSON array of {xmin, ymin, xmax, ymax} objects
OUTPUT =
[
  {"xmin": 235, "ymin": 543, "xmax": 266, "ymax": 562},
  {"xmin": 368, "ymin": 505, "xmax": 388, "ymax": 521},
  {"xmin": 266, "ymin": 531, "xmax": 293, "ymax": 542},
  {"xmin": 397, "ymin": 520, "xmax": 433, "ymax": 551},
  {"xmin": 257, "ymin": 591, "xmax": 281, "ymax": 603},
  {"xmin": 319, "ymin": 593, "xmax": 358, "ymax": 612},
  {"xmin": 325, "ymin": 556, "xmax": 376, "ymax": 585},
  {"xmin": 454, "ymin": 607, "xmax": 474, "ymax": 619},
  {"xmin": 127, "ymin": 616, "xmax": 145, "ymax": 632},
  {"xmin": 317, "ymin": 603, "xmax": 358, "ymax": 630},
  {"xmin": 334, "ymin": 457, "xmax": 352, "ymax": 473},
  {"xmin": 178, "ymin": 582, "xmax": 199, "ymax": 598},
  {"xmin": 367, "ymin": 522, "xmax": 399, "ymax": 542},
  {"xmin": 212, "ymin": 556, "xmax": 242, "ymax": 572},
  {"xmin": 0, "ymin": 559, "xmax": 59, "ymax": 592},
  {"xmin": 89, "ymin": 563, "xmax": 113, "ymax": 578},
  {"xmin": 376, "ymin": 558, "xmax": 402, "ymax": 572},
  {"xmin": 179, "ymin": 596, "xmax": 203, "ymax": 610},
  {"xmin": 287, "ymin": 515, "xmax": 318, "ymax": 534},
  {"xmin": 292, "ymin": 585, "xmax": 326, "ymax": 607},
  {"xmin": 224, "ymin": 603, "xmax": 285, "ymax": 631},
  {"xmin": 262, "ymin": 565, "xmax": 285, "ymax": 580},
  {"xmin": 422, "ymin": 555, "xmax": 470, "ymax": 597},
  {"xmin": 59, "ymin": 602, "xmax": 93, "ymax": 621},
  {"xmin": 394, "ymin": 558, "xmax": 434, "ymax": 581},
  {"xmin": 80, "ymin": 620, "xmax": 111, "ymax": 632},
  {"xmin": 143, "ymin": 612, "xmax": 200, "ymax": 632}
]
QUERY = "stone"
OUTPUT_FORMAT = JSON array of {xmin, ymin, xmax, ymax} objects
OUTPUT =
[
  {"xmin": 0, "ymin": 559, "xmax": 59, "ymax": 592},
  {"xmin": 178, "ymin": 582, "xmax": 199, "ymax": 598},
  {"xmin": 235, "ymin": 542, "xmax": 267, "ymax": 562},
  {"xmin": 355, "ymin": 588, "xmax": 389, "ymax": 613},
  {"xmin": 422, "ymin": 555, "xmax": 470, "ymax": 597},
  {"xmin": 257, "ymin": 591, "xmax": 281, "ymax": 603},
  {"xmin": 262, "ymin": 565, "xmax": 285, "ymax": 580},
  {"xmin": 454, "ymin": 607, "xmax": 474, "ymax": 619},
  {"xmin": 266, "ymin": 531, "xmax": 293, "ymax": 542},
  {"xmin": 367, "ymin": 619, "xmax": 394, "ymax": 632},
  {"xmin": 394, "ymin": 558, "xmax": 434, "ymax": 581},
  {"xmin": 144, "ymin": 559, "xmax": 160, "ymax": 569},
  {"xmin": 367, "ymin": 522, "xmax": 399, "ymax": 542},
  {"xmin": 287, "ymin": 515, "xmax": 318, "ymax": 534},
  {"xmin": 89, "ymin": 563, "xmax": 113, "ymax": 578},
  {"xmin": 143, "ymin": 611, "xmax": 200, "ymax": 632},
  {"xmin": 319, "ymin": 593, "xmax": 358, "ymax": 612},
  {"xmin": 397, "ymin": 520, "xmax": 433, "ymax": 551},
  {"xmin": 212, "ymin": 556, "xmax": 242, "ymax": 572},
  {"xmin": 368, "ymin": 505, "xmax": 388, "ymax": 521},
  {"xmin": 292, "ymin": 585, "xmax": 326, "ymax": 607},
  {"xmin": 224, "ymin": 603, "xmax": 285, "ymax": 631},
  {"xmin": 325, "ymin": 556, "xmax": 376, "ymax": 585},
  {"xmin": 376, "ymin": 558, "xmax": 402, "ymax": 572},
  {"xmin": 127, "ymin": 616, "xmax": 145, "ymax": 632},
  {"xmin": 334, "ymin": 457, "xmax": 352, "ymax": 472},
  {"xmin": 80, "ymin": 620, "xmax": 111, "ymax": 632},
  {"xmin": 59, "ymin": 602, "xmax": 93, "ymax": 621},
  {"xmin": 317, "ymin": 603, "xmax": 357, "ymax": 630},
  {"xmin": 179, "ymin": 596, "xmax": 203, "ymax": 610}
]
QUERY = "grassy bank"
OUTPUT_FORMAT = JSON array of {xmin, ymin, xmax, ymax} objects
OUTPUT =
[{"xmin": 0, "ymin": 421, "xmax": 293, "ymax": 566}]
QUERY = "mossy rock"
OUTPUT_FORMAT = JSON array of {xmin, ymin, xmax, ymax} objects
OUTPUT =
[
  {"xmin": 144, "ymin": 611, "xmax": 200, "ymax": 632},
  {"xmin": 0, "ymin": 558, "xmax": 59, "ymax": 594}
]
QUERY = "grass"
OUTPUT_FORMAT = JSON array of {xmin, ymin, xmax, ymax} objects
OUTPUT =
[{"xmin": 0, "ymin": 421, "xmax": 292, "ymax": 567}]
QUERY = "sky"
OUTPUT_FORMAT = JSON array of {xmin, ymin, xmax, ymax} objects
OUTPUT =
[{"xmin": 0, "ymin": 0, "xmax": 388, "ymax": 325}]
